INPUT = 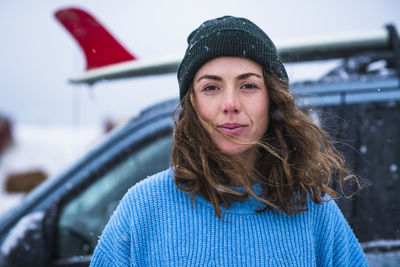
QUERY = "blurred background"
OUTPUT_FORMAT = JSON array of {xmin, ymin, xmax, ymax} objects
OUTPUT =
[{"xmin": 0, "ymin": 0, "xmax": 399, "ymax": 215}]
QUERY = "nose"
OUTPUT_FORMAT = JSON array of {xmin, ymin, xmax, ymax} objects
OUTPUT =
[{"xmin": 222, "ymin": 88, "xmax": 241, "ymax": 114}]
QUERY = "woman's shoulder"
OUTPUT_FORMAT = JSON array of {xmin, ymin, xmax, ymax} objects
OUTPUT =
[
  {"xmin": 305, "ymin": 196, "xmax": 368, "ymax": 265},
  {"xmin": 131, "ymin": 168, "xmax": 175, "ymax": 193},
  {"xmin": 122, "ymin": 167, "xmax": 184, "ymax": 209},
  {"xmin": 305, "ymin": 195, "xmax": 350, "ymax": 233},
  {"xmin": 307, "ymin": 194, "xmax": 341, "ymax": 215}
]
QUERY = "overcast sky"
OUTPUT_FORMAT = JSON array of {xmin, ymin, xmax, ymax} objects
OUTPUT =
[{"xmin": 1, "ymin": 0, "xmax": 400, "ymax": 126}]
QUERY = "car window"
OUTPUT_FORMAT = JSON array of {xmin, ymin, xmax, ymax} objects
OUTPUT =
[{"xmin": 56, "ymin": 134, "xmax": 172, "ymax": 259}]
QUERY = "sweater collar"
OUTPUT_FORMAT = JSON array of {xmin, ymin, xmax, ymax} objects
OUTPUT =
[{"xmin": 193, "ymin": 183, "xmax": 268, "ymax": 215}]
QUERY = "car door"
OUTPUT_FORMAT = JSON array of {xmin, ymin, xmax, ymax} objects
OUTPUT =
[{"xmin": 53, "ymin": 131, "xmax": 172, "ymax": 266}]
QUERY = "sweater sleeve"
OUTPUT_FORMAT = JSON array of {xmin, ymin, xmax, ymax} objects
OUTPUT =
[
  {"xmin": 316, "ymin": 200, "xmax": 369, "ymax": 267},
  {"xmin": 331, "ymin": 201, "xmax": 368, "ymax": 266},
  {"xmin": 90, "ymin": 189, "xmax": 136, "ymax": 267}
]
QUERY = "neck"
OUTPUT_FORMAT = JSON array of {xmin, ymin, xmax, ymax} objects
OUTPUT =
[{"xmin": 228, "ymin": 148, "xmax": 258, "ymax": 187}]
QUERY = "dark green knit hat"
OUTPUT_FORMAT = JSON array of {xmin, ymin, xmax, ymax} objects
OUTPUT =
[{"xmin": 177, "ymin": 15, "xmax": 288, "ymax": 100}]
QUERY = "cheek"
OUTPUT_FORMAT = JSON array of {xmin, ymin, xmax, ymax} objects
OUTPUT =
[
  {"xmin": 194, "ymin": 96, "xmax": 216, "ymax": 137},
  {"xmin": 195, "ymin": 95, "xmax": 219, "ymax": 122},
  {"xmin": 195, "ymin": 99, "xmax": 209, "ymax": 120}
]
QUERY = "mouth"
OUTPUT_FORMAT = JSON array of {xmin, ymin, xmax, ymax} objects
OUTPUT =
[{"xmin": 217, "ymin": 123, "xmax": 248, "ymax": 135}]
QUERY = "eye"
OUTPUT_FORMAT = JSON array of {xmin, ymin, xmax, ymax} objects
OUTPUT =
[
  {"xmin": 202, "ymin": 85, "xmax": 219, "ymax": 92},
  {"xmin": 240, "ymin": 83, "xmax": 258, "ymax": 90}
]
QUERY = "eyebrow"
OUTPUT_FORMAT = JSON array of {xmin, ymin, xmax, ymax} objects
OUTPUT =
[
  {"xmin": 237, "ymin": 72, "xmax": 262, "ymax": 80},
  {"xmin": 196, "ymin": 72, "xmax": 262, "ymax": 83},
  {"xmin": 196, "ymin": 75, "xmax": 222, "ymax": 83}
]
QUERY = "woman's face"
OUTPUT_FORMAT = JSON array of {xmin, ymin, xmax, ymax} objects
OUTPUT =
[{"xmin": 193, "ymin": 57, "xmax": 269, "ymax": 156}]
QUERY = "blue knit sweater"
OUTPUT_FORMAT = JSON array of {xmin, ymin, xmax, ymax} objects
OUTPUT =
[{"xmin": 90, "ymin": 168, "xmax": 368, "ymax": 266}]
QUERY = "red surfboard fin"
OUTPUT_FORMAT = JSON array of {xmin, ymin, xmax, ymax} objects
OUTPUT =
[{"xmin": 55, "ymin": 7, "xmax": 136, "ymax": 70}]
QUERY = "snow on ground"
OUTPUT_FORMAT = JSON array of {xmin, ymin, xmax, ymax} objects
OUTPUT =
[{"xmin": 0, "ymin": 124, "xmax": 102, "ymax": 217}]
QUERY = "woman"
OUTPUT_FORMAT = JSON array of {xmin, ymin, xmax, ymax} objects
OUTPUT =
[{"xmin": 90, "ymin": 16, "xmax": 368, "ymax": 266}]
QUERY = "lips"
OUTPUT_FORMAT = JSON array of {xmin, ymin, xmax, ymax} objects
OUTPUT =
[{"xmin": 217, "ymin": 123, "xmax": 248, "ymax": 135}]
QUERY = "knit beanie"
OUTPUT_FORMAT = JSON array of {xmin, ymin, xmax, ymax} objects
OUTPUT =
[{"xmin": 177, "ymin": 15, "xmax": 288, "ymax": 100}]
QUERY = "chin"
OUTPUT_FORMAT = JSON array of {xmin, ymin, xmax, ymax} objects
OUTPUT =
[{"xmin": 217, "ymin": 142, "xmax": 252, "ymax": 156}]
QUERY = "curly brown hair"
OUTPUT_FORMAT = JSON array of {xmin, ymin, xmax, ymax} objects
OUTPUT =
[{"xmin": 172, "ymin": 69, "xmax": 359, "ymax": 218}]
